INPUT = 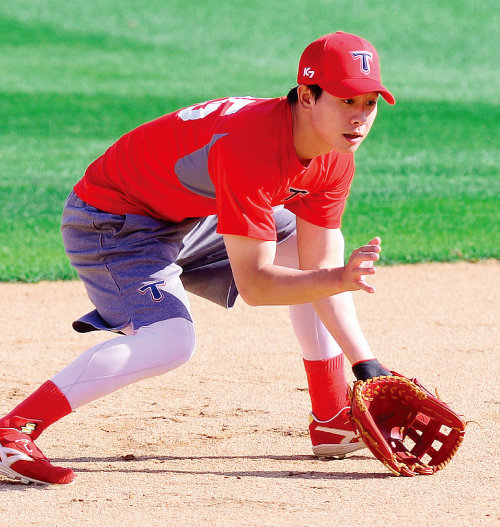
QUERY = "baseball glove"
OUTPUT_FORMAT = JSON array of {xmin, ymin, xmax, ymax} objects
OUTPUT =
[{"xmin": 350, "ymin": 373, "xmax": 466, "ymax": 477}]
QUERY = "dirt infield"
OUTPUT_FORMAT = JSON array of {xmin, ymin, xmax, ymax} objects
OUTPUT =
[{"xmin": 0, "ymin": 261, "xmax": 498, "ymax": 526}]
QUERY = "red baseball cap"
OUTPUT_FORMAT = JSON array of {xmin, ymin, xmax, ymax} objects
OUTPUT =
[{"xmin": 297, "ymin": 32, "xmax": 395, "ymax": 104}]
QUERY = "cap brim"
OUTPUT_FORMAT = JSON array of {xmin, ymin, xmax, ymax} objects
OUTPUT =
[{"xmin": 319, "ymin": 78, "xmax": 395, "ymax": 105}]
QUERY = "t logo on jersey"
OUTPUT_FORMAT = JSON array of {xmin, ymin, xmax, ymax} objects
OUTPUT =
[
  {"xmin": 285, "ymin": 187, "xmax": 309, "ymax": 201},
  {"xmin": 349, "ymin": 51, "xmax": 373, "ymax": 74},
  {"xmin": 138, "ymin": 280, "xmax": 166, "ymax": 302}
]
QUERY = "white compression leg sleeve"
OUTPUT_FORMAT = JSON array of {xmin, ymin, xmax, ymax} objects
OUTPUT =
[
  {"xmin": 274, "ymin": 233, "xmax": 342, "ymax": 361},
  {"xmin": 51, "ymin": 318, "xmax": 195, "ymax": 410}
]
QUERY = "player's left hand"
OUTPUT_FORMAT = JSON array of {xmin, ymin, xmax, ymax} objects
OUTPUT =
[{"xmin": 350, "ymin": 373, "xmax": 466, "ymax": 476}]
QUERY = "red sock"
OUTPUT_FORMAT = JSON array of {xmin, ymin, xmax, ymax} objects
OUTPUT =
[
  {"xmin": 0, "ymin": 380, "xmax": 71, "ymax": 439},
  {"xmin": 303, "ymin": 355, "xmax": 349, "ymax": 421}
]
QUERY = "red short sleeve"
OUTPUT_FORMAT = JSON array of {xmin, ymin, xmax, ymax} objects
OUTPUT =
[{"xmin": 210, "ymin": 137, "xmax": 280, "ymax": 241}]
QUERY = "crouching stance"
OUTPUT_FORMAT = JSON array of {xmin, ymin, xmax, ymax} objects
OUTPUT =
[{"xmin": 0, "ymin": 32, "xmax": 395, "ymax": 484}]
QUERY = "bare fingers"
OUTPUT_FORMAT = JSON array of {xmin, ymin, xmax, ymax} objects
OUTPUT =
[{"xmin": 344, "ymin": 237, "xmax": 382, "ymax": 293}]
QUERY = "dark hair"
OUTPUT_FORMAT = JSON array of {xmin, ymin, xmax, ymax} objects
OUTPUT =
[{"xmin": 287, "ymin": 84, "xmax": 323, "ymax": 103}]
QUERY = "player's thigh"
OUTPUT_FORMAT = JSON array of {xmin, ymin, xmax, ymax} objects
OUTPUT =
[
  {"xmin": 177, "ymin": 208, "xmax": 296, "ymax": 307},
  {"xmin": 62, "ymin": 192, "xmax": 194, "ymax": 330},
  {"xmin": 178, "ymin": 206, "xmax": 296, "ymax": 263}
]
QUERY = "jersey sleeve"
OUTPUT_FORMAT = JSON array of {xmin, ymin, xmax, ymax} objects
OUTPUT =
[
  {"xmin": 209, "ymin": 137, "xmax": 279, "ymax": 241},
  {"xmin": 285, "ymin": 155, "xmax": 355, "ymax": 229}
]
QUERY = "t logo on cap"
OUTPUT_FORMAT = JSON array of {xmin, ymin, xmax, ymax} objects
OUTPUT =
[
  {"xmin": 296, "ymin": 32, "xmax": 395, "ymax": 105},
  {"xmin": 349, "ymin": 51, "xmax": 373, "ymax": 74}
]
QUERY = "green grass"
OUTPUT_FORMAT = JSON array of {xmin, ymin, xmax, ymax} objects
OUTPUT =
[
  {"xmin": 0, "ymin": 0, "xmax": 499, "ymax": 280},
  {"xmin": 343, "ymin": 99, "xmax": 500, "ymax": 261}
]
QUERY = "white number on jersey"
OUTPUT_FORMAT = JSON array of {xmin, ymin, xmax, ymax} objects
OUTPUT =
[{"xmin": 178, "ymin": 97, "xmax": 257, "ymax": 121}]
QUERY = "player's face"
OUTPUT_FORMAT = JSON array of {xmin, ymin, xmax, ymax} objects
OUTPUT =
[{"xmin": 310, "ymin": 91, "xmax": 379, "ymax": 154}]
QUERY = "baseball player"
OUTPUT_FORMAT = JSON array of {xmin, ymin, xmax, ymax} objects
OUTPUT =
[{"xmin": 0, "ymin": 31, "xmax": 394, "ymax": 485}]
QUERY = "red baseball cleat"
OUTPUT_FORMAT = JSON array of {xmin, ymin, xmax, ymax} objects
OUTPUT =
[
  {"xmin": 309, "ymin": 407, "xmax": 367, "ymax": 457},
  {"xmin": 0, "ymin": 428, "xmax": 75, "ymax": 485}
]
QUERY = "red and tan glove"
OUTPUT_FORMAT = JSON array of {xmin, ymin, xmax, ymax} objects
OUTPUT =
[{"xmin": 350, "ymin": 373, "xmax": 466, "ymax": 477}]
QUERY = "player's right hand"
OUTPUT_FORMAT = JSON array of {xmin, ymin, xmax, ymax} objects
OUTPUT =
[{"xmin": 341, "ymin": 237, "xmax": 381, "ymax": 293}]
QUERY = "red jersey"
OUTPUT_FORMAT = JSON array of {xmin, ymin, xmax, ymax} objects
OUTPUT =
[{"xmin": 74, "ymin": 96, "xmax": 355, "ymax": 241}]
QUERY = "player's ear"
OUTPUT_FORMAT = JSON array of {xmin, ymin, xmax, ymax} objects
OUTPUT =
[{"xmin": 296, "ymin": 84, "xmax": 315, "ymax": 111}]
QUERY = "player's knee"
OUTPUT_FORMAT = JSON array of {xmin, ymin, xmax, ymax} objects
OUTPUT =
[
  {"xmin": 138, "ymin": 317, "xmax": 196, "ymax": 373},
  {"xmin": 167, "ymin": 318, "xmax": 196, "ymax": 368}
]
